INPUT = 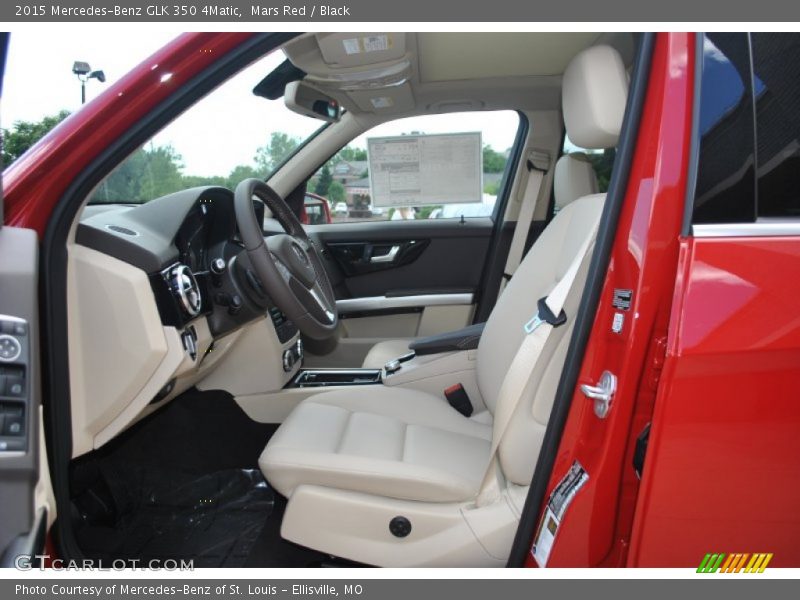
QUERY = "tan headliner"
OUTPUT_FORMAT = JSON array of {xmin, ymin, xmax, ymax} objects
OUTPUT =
[{"xmin": 282, "ymin": 32, "xmax": 635, "ymax": 117}]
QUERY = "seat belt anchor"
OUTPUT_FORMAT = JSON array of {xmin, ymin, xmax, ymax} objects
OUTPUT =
[{"xmin": 523, "ymin": 297, "xmax": 567, "ymax": 334}]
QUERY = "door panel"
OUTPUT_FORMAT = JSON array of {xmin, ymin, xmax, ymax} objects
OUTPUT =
[
  {"xmin": 304, "ymin": 218, "xmax": 493, "ymax": 367},
  {"xmin": 0, "ymin": 225, "xmax": 44, "ymax": 566},
  {"xmin": 629, "ymin": 236, "xmax": 800, "ymax": 567}
]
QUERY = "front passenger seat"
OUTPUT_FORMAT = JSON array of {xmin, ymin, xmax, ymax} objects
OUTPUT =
[
  {"xmin": 361, "ymin": 150, "xmax": 600, "ymax": 369},
  {"xmin": 259, "ymin": 44, "xmax": 629, "ymax": 567}
]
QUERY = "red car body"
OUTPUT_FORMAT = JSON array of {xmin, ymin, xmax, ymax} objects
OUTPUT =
[
  {"xmin": 301, "ymin": 192, "xmax": 333, "ymax": 225},
  {"xmin": 3, "ymin": 32, "xmax": 798, "ymax": 567}
]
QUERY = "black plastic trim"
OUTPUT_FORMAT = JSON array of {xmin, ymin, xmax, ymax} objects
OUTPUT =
[
  {"xmin": 474, "ymin": 111, "xmax": 531, "ymax": 323},
  {"xmin": 506, "ymin": 33, "xmax": 656, "ymax": 567},
  {"xmin": 40, "ymin": 33, "xmax": 298, "ymax": 563},
  {"xmin": 682, "ymin": 33, "xmax": 704, "ymax": 236},
  {"xmin": 252, "ymin": 58, "xmax": 306, "ymax": 100},
  {"xmin": 339, "ymin": 306, "xmax": 422, "ymax": 319},
  {"xmin": 0, "ymin": 507, "xmax": 47, "ymax": 568}
]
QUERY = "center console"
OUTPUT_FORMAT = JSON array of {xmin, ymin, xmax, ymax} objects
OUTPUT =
[{"xmin": 292, "ymin": 369, "xmax": 382, "ymax": 388}]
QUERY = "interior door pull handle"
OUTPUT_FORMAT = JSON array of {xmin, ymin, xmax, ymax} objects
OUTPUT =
[{"xmin": 370, "ymin": 245, "xmax": 401, "ymax": 263}]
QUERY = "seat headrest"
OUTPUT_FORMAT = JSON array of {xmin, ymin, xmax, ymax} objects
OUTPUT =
[
  {"xmin": 554, "ymin": 153, "xmax": 599, "ymax": 211},
  {"xmin": 562, "ymin": 45, "xmax": 629, "ymax": 149}
]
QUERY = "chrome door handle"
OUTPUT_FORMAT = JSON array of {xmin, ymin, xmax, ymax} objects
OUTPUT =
[
  {"xmin": 370, "ymin": 245, "xmax": 401, "ymax": 263},
  {"xmin": 580, "ymin": 370, "xmax": 617, "ymax": 419}
]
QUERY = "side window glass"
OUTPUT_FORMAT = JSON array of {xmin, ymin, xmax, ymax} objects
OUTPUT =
[
  {"xmin": 561, "ymin": 137, "xmax": 615, "ymax": 204},
  {"xmin": 751, "ymin": 33, "xmax": 800, "ymax": 219},
  {"xmin": 692, "ymin": 33, "xmax": 756, "ymax": 224},
  {"xmin": 309, "ymin": 111, "xmax": 521, "ymax": 223}
]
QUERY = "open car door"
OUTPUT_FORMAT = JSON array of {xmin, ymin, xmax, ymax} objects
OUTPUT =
[{"xmin": 0, "ymin": 31, "xmax": 49, "ymax": 569}]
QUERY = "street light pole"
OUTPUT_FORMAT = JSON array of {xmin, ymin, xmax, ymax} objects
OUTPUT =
[{"xmin": 72, "ymin": 61, "xmax": 106, "ymax": 105}]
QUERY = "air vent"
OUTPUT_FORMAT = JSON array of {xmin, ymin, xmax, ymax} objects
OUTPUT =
[{"xmin": 106, "ymin": 224, "xmax": 139, "ymax": 236}]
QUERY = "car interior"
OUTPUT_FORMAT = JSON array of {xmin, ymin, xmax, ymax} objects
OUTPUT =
[{"xmin": 59, "ymin": 32, "xmax": 636, "ymax": 567}]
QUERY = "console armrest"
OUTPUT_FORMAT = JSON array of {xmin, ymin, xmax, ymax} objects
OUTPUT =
[{"xmin": 409, "ymin": 322, "xmax": 485, "ymax": 356}]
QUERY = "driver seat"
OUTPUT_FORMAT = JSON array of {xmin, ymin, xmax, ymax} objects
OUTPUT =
[{"xmin": 259, "ymin": 44, "xmax": 628, "ymax": 566}]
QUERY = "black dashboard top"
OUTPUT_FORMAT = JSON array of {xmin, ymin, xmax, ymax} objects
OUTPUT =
[{"xmin": 77, "ymin": 186, "xmax": 237, "ymax": 274}]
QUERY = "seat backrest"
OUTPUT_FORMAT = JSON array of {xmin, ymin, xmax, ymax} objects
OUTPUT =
[
  {"xmin": 476, "ymin": 44, "xmax": 628, "ymax": 485},
  {"xmin": 554, "ymin": 153, "xmax": 599, "ymax": 212}
]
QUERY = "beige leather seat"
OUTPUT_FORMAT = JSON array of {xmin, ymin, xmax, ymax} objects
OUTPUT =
[
  {"xmin": 259, "ymin": 44, "xmax": 628, "ymax": 566},
  {"xmin": 361, "ymin": 151, "xmax": 600, "ymax": 370}
]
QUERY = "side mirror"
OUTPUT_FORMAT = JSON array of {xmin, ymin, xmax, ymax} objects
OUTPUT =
[{"xmin": 284, "ymin": 81, "xmax": 342, "ymax": 123}]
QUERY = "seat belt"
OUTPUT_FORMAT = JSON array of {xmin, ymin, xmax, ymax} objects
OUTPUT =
[
  {"xmin": 500, "ymin": 149, "xmax": 551, "ymax": 295},
  {"xmin": 475, "ymin": 226, "xmax": 597, "ymax": 507}
]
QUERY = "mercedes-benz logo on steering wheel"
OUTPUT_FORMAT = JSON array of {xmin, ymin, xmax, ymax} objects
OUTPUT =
[{"xmin": 291, "ymin": 242, "xmax": 309, "ymax": 265}]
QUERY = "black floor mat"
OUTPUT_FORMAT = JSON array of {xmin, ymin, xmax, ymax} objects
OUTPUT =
[{"xmin": 70, "ymin": 388, "xmax": 327, "ymax": 568}]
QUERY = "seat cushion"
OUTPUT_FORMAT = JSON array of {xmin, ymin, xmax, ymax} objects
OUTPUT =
[
  {"xmin": 259, "ymin": 386, "xmax": 492, "ymax": 502},
  {"xmin": 361, "ymin": 339, "xmax": 413, "ymax": 368}
]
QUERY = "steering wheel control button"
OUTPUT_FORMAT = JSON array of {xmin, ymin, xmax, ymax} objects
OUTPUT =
[
  {"xmin": 0, "ymin": 335, "xmax": 22, "ymax": 362},
  {"xmin": 389, "ymin": 516, "xmax": 412, "ymax": 538}
]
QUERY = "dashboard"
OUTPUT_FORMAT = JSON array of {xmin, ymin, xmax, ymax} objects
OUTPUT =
[
  {"xmin": 77, "ymin": 186, "xmax": 280, "ymax": 340},
  {"xmin": 70, "ymin": 186, "xmax": 302, "ymax": 456}
]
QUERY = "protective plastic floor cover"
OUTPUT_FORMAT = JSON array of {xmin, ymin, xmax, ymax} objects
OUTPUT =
[{"xmin": 80, "ymin": 467, "xmax": 274, "ymax": 568}]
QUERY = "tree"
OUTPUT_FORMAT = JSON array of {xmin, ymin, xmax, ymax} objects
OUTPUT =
[
  {"xmin": 138, "ymin": 145, "xmax": 184, "ymax": 199},
  {"xmin": 334, "ymin": 145, "xmax": 367, "ymax": 163},
  {"xmin": 182, "ymin": 174, "xmax": 228, "ymax": 189},
  {"xmin": 255, "ymin": 132, "xmax": 301, "ymax": 174},
  {"xmin": 586, "ymin": 148, "xmax": 616, "ymax": 193},
  {"xmin": 315, "ymin": 163, "xmax": 333, "ymax": 197},
  {"xmin": 327, "ymin": 180, "xmax": 346, "ymax": 204},
  {"xmin": 226, "ymin": 164, "xmax": 261, "ymax": 188},
  {"xmin": 92, "ymin": 144, "xmax": 184, "ymax": 203},
  {"xmin": 484, "ymin": 181, "xmax": 501, "ymax": 196},
  {"xmin": 482, "ymin": 144, "xmax": 507, "ymax": 173},
  {"xmin": 2, "ymin": 110, "xmax": 70, "ymax": 167}
]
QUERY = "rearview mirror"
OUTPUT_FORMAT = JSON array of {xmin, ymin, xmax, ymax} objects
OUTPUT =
[{"xmin": 284, "ymin": 81, "xmax": 342, "ymax": 123}]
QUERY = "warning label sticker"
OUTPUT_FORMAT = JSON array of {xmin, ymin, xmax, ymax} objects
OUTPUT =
[
  {"xmin": 612, "ymin": 289, "xmax": 633, "ymax": 311},
  {"xmin": 532, "ymin": 461, "xmax": 589, "ymax": 567}
]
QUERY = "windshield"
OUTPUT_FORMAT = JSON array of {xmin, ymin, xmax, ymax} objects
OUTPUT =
[{"xmin": 89, "ymin": 51, "xmax": 324, "ymax": 204}]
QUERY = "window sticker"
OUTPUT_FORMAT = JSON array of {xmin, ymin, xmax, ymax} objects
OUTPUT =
[{"xmin": 367, "ymin": 132, "xmax": 483, "ymax": 207}]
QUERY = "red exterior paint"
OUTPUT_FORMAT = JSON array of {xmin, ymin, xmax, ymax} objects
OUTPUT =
[
  {"xmin": 302, "ymin": 192, "xmax": 333, "ymax": 225},
  {"xmin": 2, "ymin": 32, "xmax": 255, "ymax": 235},
  {"xmin": 627, "ymin": 235, "xmax": 800, "ymax": 566},
  {"xmin": 525, "ymin": 32, "xmax": 695, "ymax": 567}
]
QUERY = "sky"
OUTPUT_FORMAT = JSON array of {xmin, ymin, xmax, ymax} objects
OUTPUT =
[{"xmin": 3, "ymin": 32, "xmax": 523, "ymax": 176}]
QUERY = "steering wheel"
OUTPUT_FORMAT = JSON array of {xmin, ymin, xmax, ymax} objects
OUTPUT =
[{"xmin": 233, "ymin": 179, "xmax": 338, "ymax": 340}]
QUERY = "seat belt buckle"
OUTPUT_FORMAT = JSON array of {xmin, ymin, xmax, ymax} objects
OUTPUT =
[
  {"xmin": 444, "ymin": 383, "xmax": 473, "ymax": 417},
  {"xmin": 523, "ymin": 297, "xmax": 567, "ymax": 334}
]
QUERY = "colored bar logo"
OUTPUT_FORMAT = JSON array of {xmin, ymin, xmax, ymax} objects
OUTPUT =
[{"xmin": 697, "ymin": 553, "xmax": 773, "ymax": 573}]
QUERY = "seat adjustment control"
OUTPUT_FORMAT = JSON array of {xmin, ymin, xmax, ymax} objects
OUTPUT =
[
  {"xmin": 389, "ymin": 516, "xmax": 412, "ymax": 538},
  {"xmin": 0, "ymin": 335, "xmax": 21, "ymax": 362}
]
